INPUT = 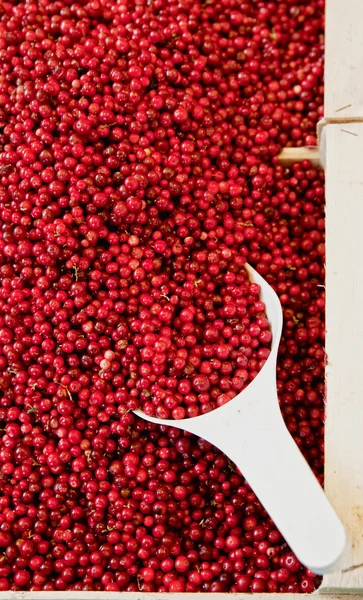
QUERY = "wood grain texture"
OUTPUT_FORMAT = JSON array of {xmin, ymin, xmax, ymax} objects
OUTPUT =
[
  {"xmin": 325, "ymin": 0, "xmax": 363, "ymax": 118},
  {"xmin": 278, "ymin": 147, "xmax": 322, "ymax": 168},
  {"xmin": 0, "ymin": 593, "xmax": 354, "ymax": 599},
  {"xmin": 319, "ymin": 124, "xmax": 363, "ymax": 593}
]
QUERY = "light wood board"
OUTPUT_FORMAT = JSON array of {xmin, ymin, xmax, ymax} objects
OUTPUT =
[
  {"xmin": 0, "ymin": 593, "xmax": 355, "ymax": 599},
  {"xmin": 319, "ymin": 124, "xmax": 363, "ymax": 593},
  {"xmin": 278, "ymin": 147, "xmax": 322, "ymax": 168},
  {"xmin": 325, "ymin": 0, "xmax": 363, "ymax": 119}
]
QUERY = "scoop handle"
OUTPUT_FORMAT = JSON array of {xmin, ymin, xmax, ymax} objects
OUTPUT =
[{"xmin": 229, "ymin": 409, "xmax": 345, "ymax": 574}]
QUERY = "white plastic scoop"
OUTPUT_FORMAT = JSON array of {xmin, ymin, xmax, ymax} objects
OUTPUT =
[{"xmin": 134, "ymin": 264, "xmax": 345, "ymax": 574}]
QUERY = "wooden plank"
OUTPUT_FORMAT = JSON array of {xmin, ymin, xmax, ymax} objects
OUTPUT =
[
  {"xmin": 325, "ymin": 0, "xmax": 363, "ymax": 118},
  {"xmin": 319, "ymin": 123, "xmax": 363, "ymax": 593},
  {"xmin": 278, "ymin": 147, "xmax": 322, "ymax": 168},
  {"xmin": 0, "ymin": 591, "xmax": 350, "ymax": 598}
]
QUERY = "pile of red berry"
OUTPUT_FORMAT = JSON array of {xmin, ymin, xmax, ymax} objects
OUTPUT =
[{"xmin": 0, "ymin": 0, "xmax": 325, "ymax": 592}]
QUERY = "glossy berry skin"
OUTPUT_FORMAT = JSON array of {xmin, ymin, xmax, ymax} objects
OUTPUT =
[{"xmin": 0, "ymin": 0, "xmax": 324, "ymax": 592}]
